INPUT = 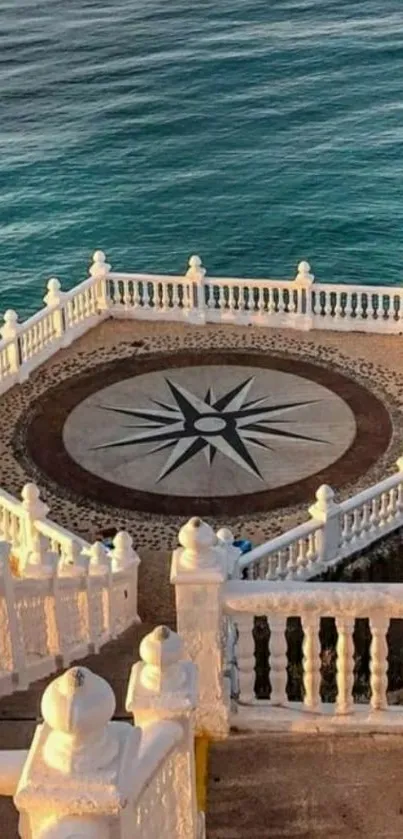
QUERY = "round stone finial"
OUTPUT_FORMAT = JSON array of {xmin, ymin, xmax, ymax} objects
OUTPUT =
[
  {"xmin": 47, "ymin": 277, "xmax": 61, "ymax": 294},
  {"xmin": 41, "ymin": 666, "xmax": 118, "ymax": 774},
  {"xmin": 139, "ymin": 625, "xmax": 182, "ymax": 669},
  {"xmin": 41, "ymin": 666, "xmax": 116, "ymax": 736},
  {"xmin": 186, "ymin": 254, "xmax": 205, "ymax": 279},
  {"xmin": 295, "ymin": 260, "xmax": 314, "ymax": 284},
  {"xmin": 89, "ymin": 250, "xmax": 111, "ymax": 279},
  {"xmin": 2, "ymin": 309, "xmax": 19, "ymax": 338},
  {"xmin": 89, "ymin": 541, "xmax": 110, "ymax": 575},
  {"xmin": 92, "ymin": 250, "xmax": 106, "ymax": 265},
  {"xmin": 315, "ymin": 484, "xmax": 334, "ymax": 503},
  {"xmin": 21, "ymin": 482, "xmax": 40, "ymax": 506},
  {"xmin": 216, "ymin": 527, "xmax": 234, "ymax": 544},
  {"xmin": 179, "ymin": 517, "xmax": 215, "ymax": 552},
  {"xmin": 4, "ymin": 309, "xmax": 18, "ymax": 325}
]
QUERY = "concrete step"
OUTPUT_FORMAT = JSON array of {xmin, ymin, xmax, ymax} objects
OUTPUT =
[{"xmin": 207, "ymin": 731, "xmax": 403, "ymax": 838}]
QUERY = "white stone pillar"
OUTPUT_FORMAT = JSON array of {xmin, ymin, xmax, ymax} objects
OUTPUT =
[
  {"xmin": 14, "ymin": 666, "xmax": 140, "ymax": 839},
  {"xmin": 43, "ymin": 278, "xmax": 66, "ymax": 341},
  {"xmin": 126, "ymin": 625, "xmax": 199, "ymax": 839},
  {"xmin": 309, "ymin": 484, "xmax": 341, "ymax": 568},
  {"xmin": 293, "ymin": 260, "xmax": 315, "ymax": 329},
  {"xmin": 1, "ymin": 309, "xmax": 21, "ymax": 379},
  {"xmin": 89, "ymin": 250, "xmax": 111, "ymax": 311},
  {"xmin": 171, "ymin": 517, "xmax": 230, "ymax": 738},
  {"xmin": 19, "ymin": 483, "xmax": 49, "ymax": 574},
  {"xmin": 186, "ymin": 255, "xmax": 206, "ymax": 323}
]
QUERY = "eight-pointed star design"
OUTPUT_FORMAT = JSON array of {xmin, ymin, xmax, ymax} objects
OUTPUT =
[{"xmin": 93, "ymin": 376, "xmax": 328, "ymax": 483}]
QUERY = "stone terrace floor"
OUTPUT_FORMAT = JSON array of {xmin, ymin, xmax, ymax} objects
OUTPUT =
[{"xmin": 2, "ymin": 321, "xmax": 403, "ymax": 835}]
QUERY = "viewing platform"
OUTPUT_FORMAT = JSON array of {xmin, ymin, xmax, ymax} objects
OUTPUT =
[{"xmin": 1, "ymin": 253, "xmax": 403, "ymax": 837}]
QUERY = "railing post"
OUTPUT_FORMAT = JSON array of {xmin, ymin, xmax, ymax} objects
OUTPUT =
[
  {"xmin": 126, "ymin": 625, "xmax": 199, "ymax": 839},
  {"xmin": 19, "ymin": 483, "xmax": 49, "ymax": 574},
  {"xmin": 0, "ymin": 541, "xmax": 27, "ymax": 692},
  {"xmin": 89, "ymin": 249, "xmax": 112, "ymax": 312},
  {"xmin": 43, "ymin": 278, "xmax": 66, "ymax": 343},
  {"xmin": 293, "ymin": 260, "xmax": 315, "ymax": 330},
  {"xmin": 171, "ymin": 517, "xmax": 230, "ymax": 738},
  {"xmin": 309, "ymin": 484, "xmax": 341, "ymax": 568},
  {"xmin": 1, "ymin": 309, "xmax": 21, "ymax": 380},
  {"xmin": 14, "ymin": 666, "xmax": 139, "ymax": 839},
  {"xmin": 111, "ymin": 530, "xmax": 141, "ymax": 627},
  {"xmin": 186, "ymin": 255, "xmax": 206, "ymax": 324},
  {"xmin": 216, "ymin": 527, "xmax": 242, "ymax": 577}
]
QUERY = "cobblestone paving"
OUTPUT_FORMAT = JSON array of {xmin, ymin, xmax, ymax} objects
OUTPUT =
[{"xmin": 0, "ymin": 320, "xmax": 402, "ymax": 553}]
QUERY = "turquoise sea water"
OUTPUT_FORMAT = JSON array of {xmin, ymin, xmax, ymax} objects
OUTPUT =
[{"xmin": 1, "ymin": 0, "xmax": 403, "ymax": 316}]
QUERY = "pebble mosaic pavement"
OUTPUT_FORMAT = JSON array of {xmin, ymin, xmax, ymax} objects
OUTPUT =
[{"xmin": 1, "ymin": 320, "xmax": 402, "ymax": 554}]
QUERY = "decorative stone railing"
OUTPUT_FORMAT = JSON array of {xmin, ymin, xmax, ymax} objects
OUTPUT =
[
  {"xmin": 1, "ymin": 250, "xmax": 402, "ymax": 397},
  {"xmin": 223, "ymin": 579, "xmax": 403, "ymax": 727},
  {"xmin": 0, "ymin": 626, "xmax": 202, "ymax": 839},
  {"xmin": 172, "ymin": 517, "xmax": 403, "ymax": 736},
  {"xmin": 237, "ymin": 457, "xmax": 403, "ymax": 581},
  {"xmin": 0, "ymin": 518, "xmax": 140, "ymax": 697}
]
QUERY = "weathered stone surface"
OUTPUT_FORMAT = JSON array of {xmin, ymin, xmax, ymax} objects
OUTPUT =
[{"xmin": 207, "ymin": 732, "xmax": 403, "ymax": 838}]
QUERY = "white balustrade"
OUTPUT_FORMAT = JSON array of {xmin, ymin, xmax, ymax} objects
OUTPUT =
[
  {"xmin": 0, "ymin": 627, "xmax": 200, "ymax": 839},
  {"xmin": 0, "ymin": 250, "xmax": 402, "ymax": 395},
  {"xmin": 238, "ymin": 460, "xmax": 403, "ymax": 582},
  {"xmin": 222, "ymin": 580, "xmax": 403, "ymax": 728}
]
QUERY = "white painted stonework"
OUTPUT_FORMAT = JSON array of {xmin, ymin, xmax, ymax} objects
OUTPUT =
[{"xmin": 63, "ymin": 365, "xmax": 355, "ymax": 497}]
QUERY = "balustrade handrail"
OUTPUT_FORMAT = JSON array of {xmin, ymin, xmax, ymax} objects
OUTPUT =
[
  {"xmin": 339, "ymin": 470, "xmax": 403, "ymax": 514},
  {"xmin": 223, "ymin": 579, "xmax": 403, "ymax": 616},
  {"xmin": 237, "ymin": 520, "xmax": 322, "ymax": 571}
]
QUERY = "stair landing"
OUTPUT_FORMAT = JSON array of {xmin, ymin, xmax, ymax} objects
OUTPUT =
[{"xmin": 207, "ymin": 731, "xmax": 403, "ymax": 838}]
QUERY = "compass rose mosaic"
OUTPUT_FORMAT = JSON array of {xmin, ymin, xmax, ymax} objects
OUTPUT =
[
  {"xmin": 62, "ymin": 364, "xmax": 356, "ymax": 499},
  {"xmin": 90, "ymin": 376, "xmax": 328, "ymax": 483}
]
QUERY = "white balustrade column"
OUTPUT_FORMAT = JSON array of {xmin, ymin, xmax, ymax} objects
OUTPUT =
[
  {"xmin": 89, "ymin": 249, "xmax": 112, "ymax": 311},
  {"xmin": 336, "ymin": 617, "xmax": 355, "ymax": 715},
  {"xmin": 302, "ymin": 614, "xmax": 321, "ymax": 711},
  {"xmin": 236, "ymin": 613, "xmax": 255, "ymax": 704},
  {"xmin": 15, "ymin": 666, "xmax": 138, "ymax": 839},
  {"xmin": 269, "ymin": 616, "xmax": 288, "ymax": 705},
  {"xmin": 0, "ymin": 309, "xmax": 20, "ymax": 378},
  {"xmin": 171, "ymin": 517, "xmax": 230, "ymax": 737},
  {"xmin": 369, "ymin": 616, "xmax": 389, "ymax": 711},
  {"xmin": 19, "ymin": 483, "xmax": 49, "ymax": 574},
  {"xmin": 43, "ymin": 278, "xmax": 65, "ymax": 340},
  {"xmin": 126, "ymin": 626, "xmax": 199, "ymax": 839},
  {"xmin": 309, "ymin": 484, "xmax": 341, "ymax": 567},
  {"xmin": 186, "ymin": 254, "xmax": 206, "ymax": 323},
  {"xmin": 293, "ymin": 261, "xmax": 315, "ymax": 329},
  {"xmin": 0, "ymin": 542, "xmax": 27, "ymax": 691}
]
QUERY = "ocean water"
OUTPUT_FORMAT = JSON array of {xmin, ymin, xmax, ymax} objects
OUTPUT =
[{"xmin": 1, "ymin": 0, "xmax": 403, "ymax": 317}]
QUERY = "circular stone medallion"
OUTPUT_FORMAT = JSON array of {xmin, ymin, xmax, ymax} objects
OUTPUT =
[
  {"xmin": 20, "ymin": 351, "xmax": 392, "ymax": 516},
  {"xmin": 62, "ymin": 364, "xmax": 356, "ymax": 498}
]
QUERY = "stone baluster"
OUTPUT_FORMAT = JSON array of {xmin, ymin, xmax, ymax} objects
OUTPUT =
[
  {"xmin": 186, "ymin": 255, "xmax": 206, "ymax": 321},
  {"xmin": 19, "ymin": 483, "xmax": 49, "ymax": 574},
  {"xmin": 369, "ymin": 496, "xmax": 380, "ymax": 533},
  {"xmin": 171, "ymin": 517, "xmax": 230, "ymax": 737},
  {"xmin": 0, "ymin": 541, "xmax": 27, "ymax": 691},
  {"xmin": 302, "ymin": 614, "xmax": 321, "ymax": 711},
  {"xmin": 126, "ymin": 626, "xmax": 199, "ymax": 839},
  {"xmin": 0, "ymin": 309, "xmax": 21, "ymax": 380},
  {"xmin": 379, "ymin": 492, "xmax": 389, "ymax": 529},
  {"xmin": 295, "ymin": 539, "xmax": 308, "ymax": 577},
  {"xmin": 309, "ymin": 484, "xmax": 341, "ymax": 566},
  {"xmin": 15, "ymin": 666, "xmax": 139, "ymax": 839},
  {"xmin": 111, "ymin": 530, "xmax": 141, "ymax": 628},
  {"xmin": 335, "ymin": 617, "xmax": 355, "ymax": 715},
  {"xmin": 369, "ymin": 616, "xmax": 389, "ymax": 711},
  {"xmin": 89, "ymin": 249, "xmax": 111, "ymax": 311},
  {"xmin": 269, "ymin": 616, "xmax": 288, "ymax": 705},
  {"xmin": 236, "ymin": 613, "xmax": 255, "ymax": 704},
  {"xmin": 21, "ymin": 531, "xmax": 56, "ymax": 579},
  {"xmin": 286, "ymin": 543, "xmax": 298, "ymax": 579}
]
